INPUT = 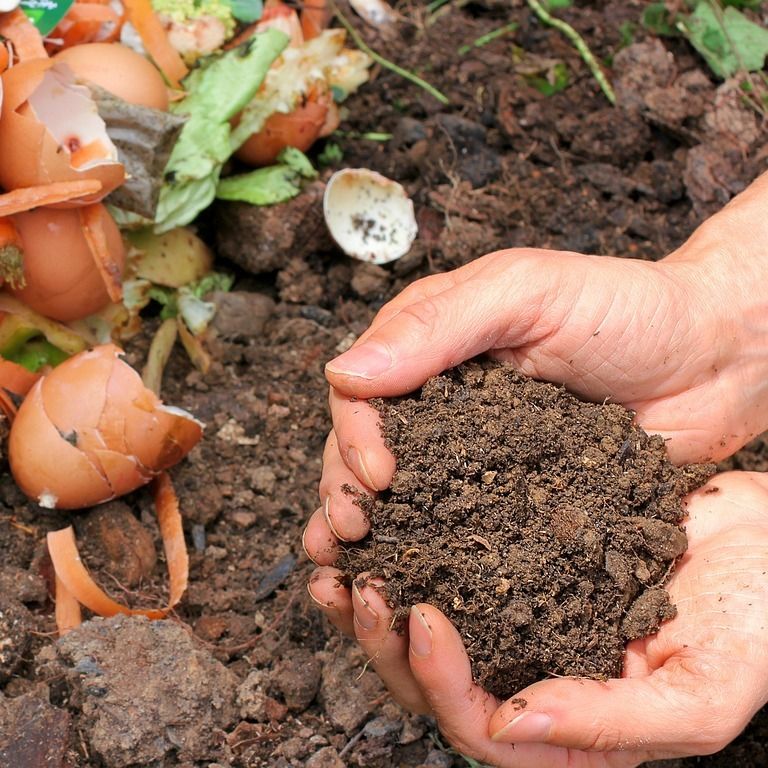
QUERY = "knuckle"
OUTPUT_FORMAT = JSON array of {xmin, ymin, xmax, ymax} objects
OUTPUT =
[{"xmin": 398, "ymin": 297, "xmax": 442, "ymax": 335}]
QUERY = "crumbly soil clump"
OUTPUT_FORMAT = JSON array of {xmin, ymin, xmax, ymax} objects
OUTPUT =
[{"xmin": 344, "ymin": 362, "xmax": 713, "ymax": 699}]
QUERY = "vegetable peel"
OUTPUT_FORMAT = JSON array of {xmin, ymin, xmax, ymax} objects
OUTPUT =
[
  {"xmin": 0, "ymin": 180, "xmax": 104, "ymax": 218},
  {"xmin": 47, "ymin": 471, "xmax": 188, "ymax": 634}
]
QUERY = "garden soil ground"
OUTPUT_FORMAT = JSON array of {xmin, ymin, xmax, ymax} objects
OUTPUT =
[{"xmin": 1, "ymin": 1, "xmax": 767, "ymax": 767}]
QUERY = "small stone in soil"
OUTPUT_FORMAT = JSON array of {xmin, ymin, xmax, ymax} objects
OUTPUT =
[{"xmin": 343, "ymin": 362, "xmax": 713, "ymax": 699}]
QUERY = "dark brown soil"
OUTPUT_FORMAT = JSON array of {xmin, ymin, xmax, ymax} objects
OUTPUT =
[
  {"xmin": 1, "ymin": 1, "xmax": 767, "ymax": 766},
  {"xmin": 343, "ymin": 362, "xmax": 712, "ymax": 699}
]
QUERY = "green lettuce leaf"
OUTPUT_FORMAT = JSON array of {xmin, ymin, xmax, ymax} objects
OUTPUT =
[
  {"xmin": 155, "ymin": 28, "xmax": 289, "ymax": 232},
  {"xmin": 216, "ymin": 148, "xmax": 317, "ymax": 206}
]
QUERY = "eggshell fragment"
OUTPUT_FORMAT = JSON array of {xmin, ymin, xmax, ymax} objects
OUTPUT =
[
  {"xmin": 53, "ymin": 43, "xmax": 170, "ymax": 111},
  {"xmin": 9, "ymin": 345, "xmax": 203, "ymax": 509},
  {"xmin": 0, "ymin": 59, "xmax": 124, "ymax": 202},
  {"xmin": 323, "ymin": 168, "xmax": 418, "ymax": 264},
  {"xmin": 10, "ymin": 204, "xmax": 125, "ymax": 322}
]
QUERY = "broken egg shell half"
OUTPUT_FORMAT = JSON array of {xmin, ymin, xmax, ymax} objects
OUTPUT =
[
  {"xmin": 323, "ymin": 168, "xmax": 417, "ymax": 265},
  {"xmin": 0, "ymin": 59, "xmax": 124, "ymax": 204},
  {"xmin": 10, "ymin": 204, "xmax": 125, "ymax": 322},
  {"xmin": 8, "ymin": 344, "xmax": 203, "ymax": 510}
]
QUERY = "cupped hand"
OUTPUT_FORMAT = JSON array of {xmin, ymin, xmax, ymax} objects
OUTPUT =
[
  {"xmin": 310, "ymin": 472, "xmax": 768, "ymax": 766},
  {"xmin": 305, "ymin": 172, "xmax": 768, "ymax": 587}
]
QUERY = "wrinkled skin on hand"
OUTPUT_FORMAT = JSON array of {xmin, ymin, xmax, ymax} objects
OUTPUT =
[{"xmin": 304, "ymin": 174, "xmax": 768, "ymax": 764}]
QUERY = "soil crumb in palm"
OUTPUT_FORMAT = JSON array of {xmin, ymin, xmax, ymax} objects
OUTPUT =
[{"xmin": 343, "ymin": 361, "xmax": 713, "ymax": 699}]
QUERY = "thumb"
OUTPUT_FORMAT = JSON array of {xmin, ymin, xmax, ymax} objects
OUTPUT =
[
  {"xmin": 488, "ymin": 656, "xmax": 753, "ymax": 756},
  {"xmin": 325, "ymin": 250, "xmax": 567, "ymax": 398}
]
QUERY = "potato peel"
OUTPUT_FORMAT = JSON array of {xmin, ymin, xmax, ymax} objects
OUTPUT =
[{"xmin": 48, "ymin": 471, "xmax": 188, "ymax": 634}]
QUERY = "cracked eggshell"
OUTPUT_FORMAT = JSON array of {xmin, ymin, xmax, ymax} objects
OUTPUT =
[
  {"xmin": 323, "ymin": 168, "xmax": 417, "ymax": 265},
  {"xmin": 8, "ymin": 345, "xmax": 203, "ymax": 510},
  {"xmin": 10, "ymin": 204, "xmax": 125, "ymax": 322},
  {"xmin": 0, "ymin": 59, "xmax": 124, "ymax": 203}
]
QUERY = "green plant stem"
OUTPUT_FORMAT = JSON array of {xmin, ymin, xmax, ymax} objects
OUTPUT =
[
  {"xmin": 458, "ymin": 21, "xmax": 518, "ymax": 55},
  {"xmin": 333, "ymin": 4, "xmax": 450, "ymax": 105},
  {"xmin": 525, "ymin": 0, "xmax": 616, "ymax": 105}
]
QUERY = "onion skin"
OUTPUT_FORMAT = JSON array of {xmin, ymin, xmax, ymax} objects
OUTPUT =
[
  {"xmin": 9, "ymin": 205, "xmax": 125, "ymax": 322},
  {"xmin": 9, "ymin": 344, "xmax": 203, "ymax": 510}
]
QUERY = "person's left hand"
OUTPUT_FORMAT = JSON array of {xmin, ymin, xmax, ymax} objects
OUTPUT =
[{"xmin": 308, "ymin": 471, "xmax": 768, "ymax": 767}]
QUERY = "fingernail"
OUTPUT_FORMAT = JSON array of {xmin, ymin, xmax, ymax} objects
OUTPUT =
[
  {"xmin": 326, "ymin": 342, "xmax": 392, "ymax": 379},
  {"xmin": 301, "ymin": 525, "xmax": 318, "ymax": 564},
  {"xmin": 409, "ymin": 606, "xmax": 432, "ymax": 658},
  {"xmin": 347, "ymin": 446, "xmax": 378, "ymax": 490},
  {"xmin": 323, "ymin": 496, "xmax": 348, "ymax": 542},
  {"xmin": 306, "ymin": 583, "xmax": 333, "ymax": 611},
  {"xmin": 352, "ymin": 583, "xmax": 379, "ymax": 631},
  {"xmin": 491, "ymin": 712, "xmax": 553, "ymax": 743}
]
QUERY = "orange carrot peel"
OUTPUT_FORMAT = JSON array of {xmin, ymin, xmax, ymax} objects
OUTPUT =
[
  {"xmin": 0, "ymin": 180, "xmax": 103, "ymax": 218},
  {"xmin": 122, "ymin": 0, "xmax": 188, "ymax": 89},
  {"xmin": 0, "ymin": 9, "xmax": 48, "ymax": 62},
  {"xmin": 48, "ymin": 471, "xmax": 189, "ymax": 635},
  {"xmin": 52, "ymin": 1, "xmax": 125, "ymax": 50},
  {"xmin": 80, "ymin": 203, "xmax": 123, "ymax": 302}
]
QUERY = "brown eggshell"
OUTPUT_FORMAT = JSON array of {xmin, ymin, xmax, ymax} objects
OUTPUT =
[
  {"xmin": 235, "ymin": 97, "xmax": 329, "ymax": 167},
  {"xmin": 8, "ymin": 382, "xmax": 113, "ymax": 509},
  {"xmin": 10, "ymin": 205, "xmax": 125, "ymax": 322},
  {"xmin": 53, "ymin": 44, "xmax": 170, "ymax": 111},
  {"xmin": 98, "ymin": 346, "xmax": 203, "ymax": 471},
  {"xmin": 0, "ymin": 59, "xmax": 124, "ymax": 202},
  {"xmin": 9, "ymin": 345, "xmax": 203, "ymax": 510},
  {"xmin": 90, "ymin": 450, "xmax": 150, "ymax": 497},
  {"xmin": 37, "ymin": 343, "xmax": 114, "ymax": 431}
]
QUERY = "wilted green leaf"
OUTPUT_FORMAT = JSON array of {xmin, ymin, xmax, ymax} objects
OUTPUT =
[
  {"xmin": 155, "ymin": 29, "xmax": 288, "ymax": 232},
  {"xmin": 216, "ymin": 149, "xmax": 317, "ymax": 206},
  {"xmin": 683, "ymin": 3, "xmax": 768, "ymax": 77},
  {"xmin": 216, "ymin": 166, "xmax": 305, "ymax": 205}
]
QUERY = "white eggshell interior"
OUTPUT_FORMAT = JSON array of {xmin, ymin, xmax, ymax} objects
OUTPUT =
[
  {"xmin": 28, "ymin": 64, "xmax": 119, "ymax": 169},
  {"xmin": 323, "ymin": 169, "xmax": 418, "ymax": 265}
]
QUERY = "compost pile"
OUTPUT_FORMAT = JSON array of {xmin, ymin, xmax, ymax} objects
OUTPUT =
[
  {"xmin": 344, "ymin": 362, "xmax": 713, "ymax": 698},
  {"xmin": 1, "ymin": 0, "xmax": 768, "ymax": 766}
]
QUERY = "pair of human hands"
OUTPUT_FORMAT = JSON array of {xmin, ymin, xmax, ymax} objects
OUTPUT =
[{"xmin": 304, "ymin": 175, "xmax": 768, "ymax": 766}]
